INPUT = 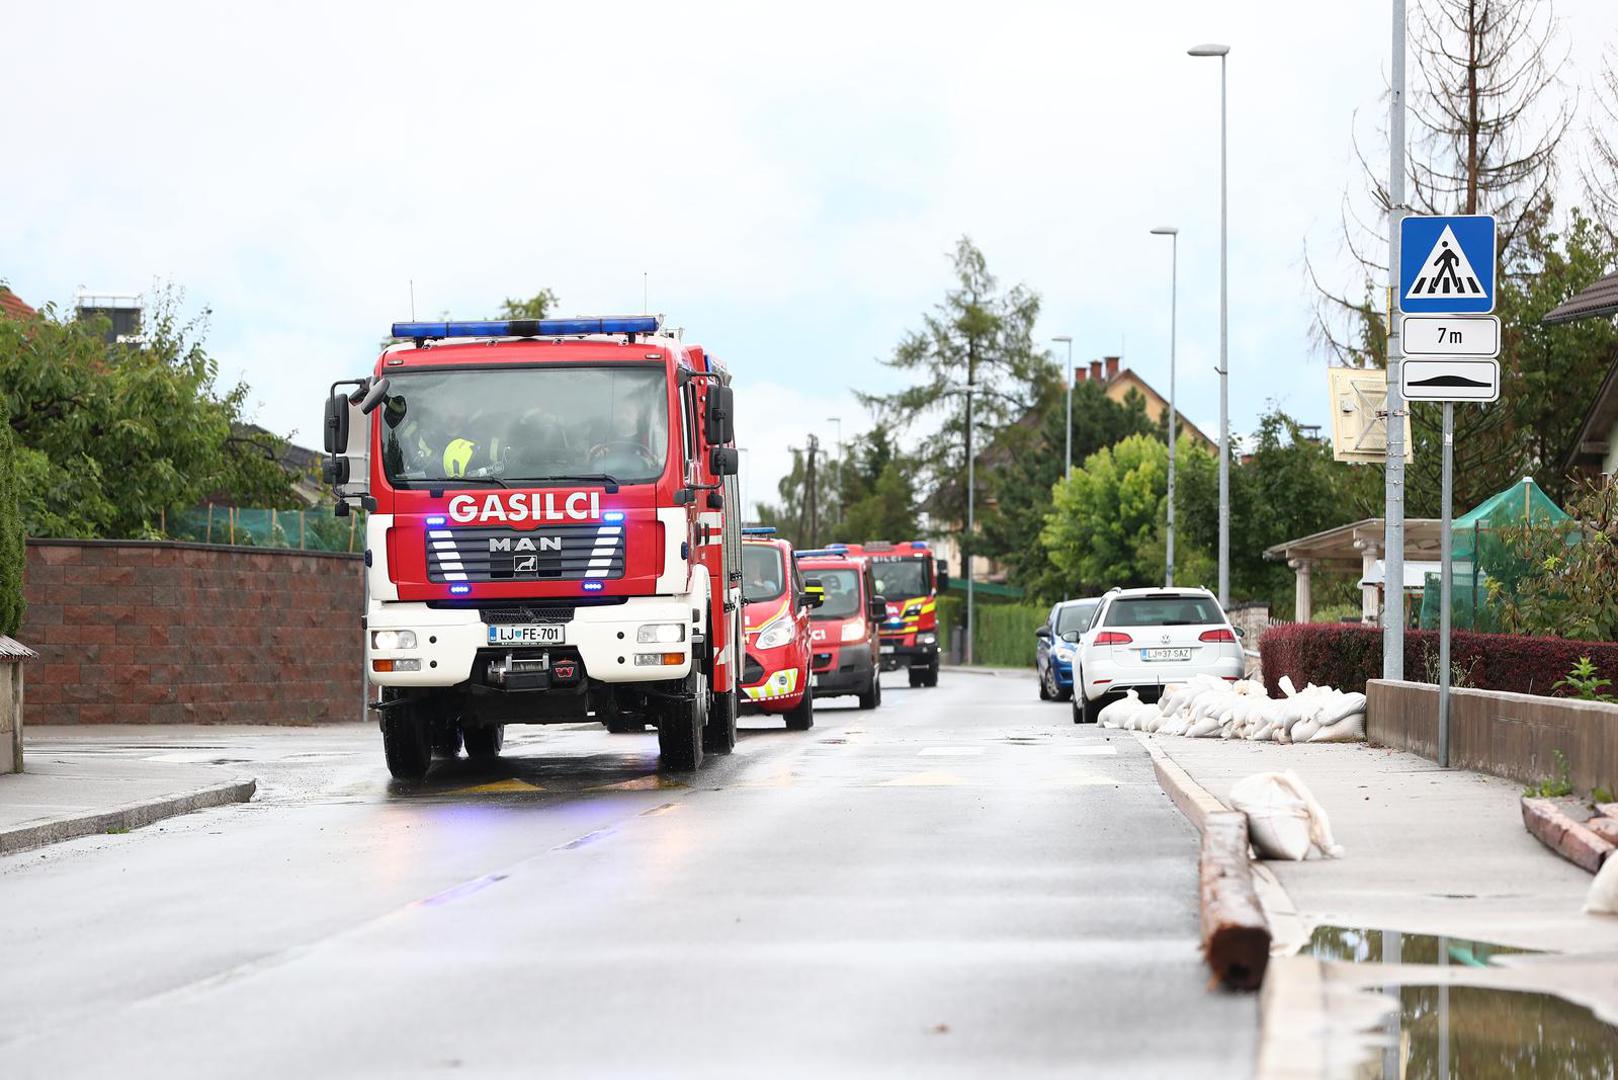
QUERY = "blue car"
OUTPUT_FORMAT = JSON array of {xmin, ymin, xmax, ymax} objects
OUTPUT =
[{"xmin": 1035, "ymin": 598, "xmax": 1101, "ymax": 702}]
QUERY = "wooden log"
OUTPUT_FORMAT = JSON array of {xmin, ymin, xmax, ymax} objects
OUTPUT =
[
  {"xmin": 1201, "ymin": 811, "xmax": 1271, "ymax": 990},
  {"xmin": 1522, "ymin": 796, "xmax": 1615, "ymax": 874}
]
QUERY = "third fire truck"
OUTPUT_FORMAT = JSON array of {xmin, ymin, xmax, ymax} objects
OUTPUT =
[{"xmin": 830, "ymin": 542, "xmax": 945, "ymax": 687}]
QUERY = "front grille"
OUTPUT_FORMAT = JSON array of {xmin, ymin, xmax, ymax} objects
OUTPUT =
[
  {"xmin": 742, "ymin": 655, "xmax": 765, "ymax": 684},
  {"xmin": 481, "ymin": 605, "xmax": 575, "ymax": 625},
  {"xmin": 812, "ymin": 652, "xmax": 834, "ymax": 672},
  {"xmin": 426, "ymin": 524, "xmax": 624, "ymax": 584}
]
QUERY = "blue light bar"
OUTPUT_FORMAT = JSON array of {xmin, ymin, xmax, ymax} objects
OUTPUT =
[
  {"xmin": 602, "ymin": 511, "xmax": 625, "ymax": 522},
  {"xmin": 582, "ymin": 581, "xmax": 605, "ymax": 592},
  {"xmin": 449, "ymin": 584, "xmax": 471, "ymax": 595},
  {"xmin": 425, "ymin": 515, "xmax": 447, "ymax": 526},
  {"xmin": 390, "ymin": 316, "xmax": 660, "ymax": 340},
  {"xmin": 794, "ymin": 549, "xmax": 840, "ymax": 559},
  {"xmin": 827, "ymin": 543, "xmax": 848, "ymax": 552},
  {"xmin": 741, "ymin": 526, "xmax": 777, "ymax": 536}
]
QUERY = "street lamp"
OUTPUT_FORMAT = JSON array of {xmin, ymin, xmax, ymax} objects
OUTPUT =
[
  {"xmin": 1051, "ymin": 335, "xmax": 1073, "ymax": 480},
  {"xmin": 1150, "ymin": 227, "xmax": 1179, "ymax": 588},
  {"xmin": 940, "ymin": 382, "xmax": 978, "ymax": 665},
  {"xmin": 1189, "ymin": 41, "xmax": 1231, "ymax": 607}
]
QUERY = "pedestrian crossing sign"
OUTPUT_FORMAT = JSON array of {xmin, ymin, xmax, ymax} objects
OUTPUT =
[{"xmin": 1399, "ymin": 214, "xmax": 1496, "ymax": 314}]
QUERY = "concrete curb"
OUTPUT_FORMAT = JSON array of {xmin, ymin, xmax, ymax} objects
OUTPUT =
[
  {"xmin": 940, "ymin": 665, "xmax": 1021, "ymax": 677},
  {"xmin": 0, "ymin": 777, "xmax": 257, "ymax": 856}
]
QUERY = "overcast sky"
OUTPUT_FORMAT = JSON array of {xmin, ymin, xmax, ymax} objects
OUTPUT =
[{"xmin": 5, "ymin": 1, "xmax": 1614, "ymax": 514}]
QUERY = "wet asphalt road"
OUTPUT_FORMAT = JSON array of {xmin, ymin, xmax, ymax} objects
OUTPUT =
[{"xmin": 0, "ymin": 670, "xmax": 1255, "ymax": 1078}]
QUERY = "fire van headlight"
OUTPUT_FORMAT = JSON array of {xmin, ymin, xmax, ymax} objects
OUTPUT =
[
  {"xmin": 636, "ymin": 623, "xmax": 686, "ymax": 644},
  {"xmin": 754, "ymin": 618, "xmax": 793, "ymax": 650},
  {"xmin": 371, "ymin": 630, "xmax": 417, "ymax": 651},
  {"xmin": 841, "ymin": 621, "xmax": 866, "ymax": 643}
]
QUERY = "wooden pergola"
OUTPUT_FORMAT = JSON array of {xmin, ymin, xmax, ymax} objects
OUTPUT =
[{"xmin": 1263, "ymin": 517, "xmax": 1443, "ymax": 623}]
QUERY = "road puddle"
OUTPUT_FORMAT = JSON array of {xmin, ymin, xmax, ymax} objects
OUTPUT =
[{"xmin": 1307, "ymin": 927, "xmax": 1618, "ymax": 1077}]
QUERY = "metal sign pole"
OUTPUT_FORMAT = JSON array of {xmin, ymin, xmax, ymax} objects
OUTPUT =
[
  {"xmin": 1383, "ymin": 0, "xmax": 1408, "ymax": 681},
  {"xmin": 1438, "ymin": 402, "xmax": 1453, "ymax": 767}
]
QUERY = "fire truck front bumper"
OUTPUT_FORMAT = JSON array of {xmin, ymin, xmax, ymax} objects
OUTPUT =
[
  {"xmin": 366, "ymin": 598, "xmax": 698, "ymax": 690},
  {"xmin": 878, "ymin": 632, "xmax": 939, "ymax": 671}
]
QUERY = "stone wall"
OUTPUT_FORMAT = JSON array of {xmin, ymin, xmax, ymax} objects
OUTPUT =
[
  {"xmin": 1367, "ymin": 678, "xmax": 1618, "ymax": 794},
  {"xmin": 20, "ymin": 540, "xmax": 364, "ymax": 725}
]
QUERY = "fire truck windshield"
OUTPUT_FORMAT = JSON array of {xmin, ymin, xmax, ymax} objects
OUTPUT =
[
  {"xmin": 378, "ymin": 366, "xmax": 669, "ymax": 487},
  {"xmin": 808, "ymin": 569, "xmax": 862, "ymax": 620},
  {"xmin": 872, "ymin": 558, "xmax": 929, "ymax": 600}
]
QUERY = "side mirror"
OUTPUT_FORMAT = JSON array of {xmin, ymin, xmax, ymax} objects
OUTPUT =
[
  {"xmin": 1035, "ymin": 626, "xmax": 1053, "ymax": 641},
  {"xmin": 709, "ymin": 445, "xmax": 740, "ymax": 476},
  {"xmin": 324, "ymin": 392, "xmax": 350, "ymax": 454},
  {"xmin": 1233, "ymin": 626, "xmax": 1246, "ymax": 640},
  {"xmin": 322, "ymin": 455, "xmax": 350, "ymax": 486},
  {"xmin": 358, "ymin": 376, "xmax": 391, "ymax": 415},
  {"xmin": 799, "ymin": 583, "xmax": 825, "ymax": 609},
  {"xmin": 704, "ymin": 383, "xmax": 735, "ymax": 445},
  {"xmin": 868, "ymin": 594, "xmax": 888, "ymax": 621},
  {"xmin": 936, "ymin": 558, "xmax": 950, "ymax": 592}
]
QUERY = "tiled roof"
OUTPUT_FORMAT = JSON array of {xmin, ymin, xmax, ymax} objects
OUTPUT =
[
  {"xmin": 1543, "ymin": 270, "xmax": 1618, "ymax": 325},
  {"xmin": 0, "ymin": 636, "xmax": 39, "ymax": 661},
  {"xmin": 0, "ymin": 288, "xmax": 37, "ymax": 321}
]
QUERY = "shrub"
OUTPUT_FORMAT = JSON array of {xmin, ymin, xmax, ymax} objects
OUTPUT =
[
  {"xmin": 1259, "ymin": 622, "xmax": 1618, "ymax": 698},
  {"xmin": 936, "ymin": 596, "xmax": 1046, "ymax": 667}
]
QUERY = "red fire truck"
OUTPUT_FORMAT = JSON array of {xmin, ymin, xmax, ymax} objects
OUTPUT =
[
  {"xmin": 794, "ymin": 548, "xmax": 884, "ymax": 709},
  {"xmin": 829, "ymin": 542, "xmax": 946, "ymax": 687},
  {"xmin": 322, "ymin": 315, "xmax": 743, "ymax": 780}
]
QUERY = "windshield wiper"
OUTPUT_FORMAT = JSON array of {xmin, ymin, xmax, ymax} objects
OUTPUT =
[{"xmin": 509, "ymin": 473, "xmax": 621, "ymax": 493}]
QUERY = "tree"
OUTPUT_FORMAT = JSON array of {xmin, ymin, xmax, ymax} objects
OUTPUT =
[
  {"xmin": 1041, "ymin": 434, "xmax": 1217, "ymax": 594},
  {"xmin": 861, "ymin": 237, "xmax": 1052, "ymax": 562},
  {"xmin": 0, "ymin": 397, "xmax": 24, "ymax": 636},
  {"xmin": 827, "ymin": 426, "xmax": 920, "ymax": 544},
  {"xmin": 1584, "ymin": 49, "xmax": 1618, "ymax": 239},
  {"xmin": 497, "ymin": 290, "xmax": 560, "ymax": 319},
  {"xmin": 978, "ymin": 378, "xmax": 1156, "ymax": 601},
  {"xmin": 1493, "ymin": 477, "xmax": 1618, "ymax": 641},
  {"xmin": 0, "ymin": 288, "xmax": 298, "ymax": 539},
  {"xmin": 751, "ymin": 439, "xmax": 835, "ymax": 548}
]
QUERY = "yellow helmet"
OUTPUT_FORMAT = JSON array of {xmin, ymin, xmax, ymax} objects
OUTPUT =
[{"xmin": 443, "ymin": 438, "xmax": 476, "ymax": 477}]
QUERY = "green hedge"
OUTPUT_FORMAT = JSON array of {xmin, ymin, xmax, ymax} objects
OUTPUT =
[
  {"xmin": 938, "ymin": 595, "xmax": 1046, "ymax": 667},
  {"xmin": 0, "ymin": 400, "xmax": 23, "ymax": 636}
]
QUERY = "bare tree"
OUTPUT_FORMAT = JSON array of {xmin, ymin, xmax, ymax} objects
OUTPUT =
[
  {"xmin": 1310, "ymin": 0, "xmax": 1570, "ymax": 369},
  {"xmin": 1582, "ymin": 48, "xmax": 1618, "ymax": 240}
]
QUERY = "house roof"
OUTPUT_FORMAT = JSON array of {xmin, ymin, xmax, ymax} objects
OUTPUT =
[
  {"xmin": 1104, "ymin": 368, "xmax": 1217, "ymax": 449},
  {"xmin": 1263, "ymin": 517, "xmax": 1445, "ymax": 570},
  {"xmin": 1564, "ymin": 351, "xmax": 1618, "ymax": 470},
  {"xmin": 0, "ymin": 287, "xmax": 37, "ymax": 321},
  {"xmin": 1543, "ymin": 269, "xmax": 1618, "ymax": 325}
]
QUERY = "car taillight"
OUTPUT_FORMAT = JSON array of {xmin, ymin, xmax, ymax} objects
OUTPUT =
[
  {"xmin": 1199, "ymin": 628, "xmax": 1237, "ymax": 643},
  {"xmin": 1094, "ymin": 631, "xmax": 1133, "ymax": 645}
]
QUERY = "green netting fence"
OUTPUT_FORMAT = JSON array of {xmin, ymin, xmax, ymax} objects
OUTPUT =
[
  {"xmin": 1417, "ymin": 477, "xmax": 1573, "ymax": 632},
  {"xmin": 166, "ymin": 505, "xmax": 368, "ymax": 552}
]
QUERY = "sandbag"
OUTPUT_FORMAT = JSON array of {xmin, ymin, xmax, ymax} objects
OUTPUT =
[
  {"xmin": 1312, "ymin": 692, "xmax": 1367, "ymax": 728},
  {"xmin": 1587, "ymin": 853, "xmax": 1618, "ymax": 916},
  {"xmin": 1097, "ymin": 692, "xmax": 1138, "ymax": 728},
  {"xmin": 1185, "ymin": 716, "xmax": 1223, "ymax": 738},
  {"xmin": 1309, "ymin": 712, "xmax": 1366, "ymax": 743},
  {"xmin": 1228, "ymin": 770, "xmax": 1344, "ymax": 860},
  {"xmin": 1290, "ymin": 717, "xmax": 1321, "ymax": 744}
]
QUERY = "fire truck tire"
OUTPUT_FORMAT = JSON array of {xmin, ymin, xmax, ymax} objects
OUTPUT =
[
  {"xmin": 857, "ymin": 669, "xmax": 882, "ymax": 710},
  {"xmin": 381, "ymin": 704, "xmax": 432, "ymax": 781},
  {"xmin": 784, "ymin": 686, "xmax": 814, "ymax": 731},
  {"xmin": 430, "ymin": 718, "xmax": 463, "ymax": 759},
  {"xmin": 920, "ymin": 666, "xmax": 938, "ymax": 691},
  {"xmin": 703, "ymin": 688, "xmax": 737, "ymax": 754},
  {"xmin": 923, "ymin": 660, "xmax": 940, "ymax": 687},
  {"xmin": 464, "ymin": 724, "xmax": 504, "ymax": 759},
  {"xmin": 658, "ymin": 671, "xmax": 706, "ymax": 772}
]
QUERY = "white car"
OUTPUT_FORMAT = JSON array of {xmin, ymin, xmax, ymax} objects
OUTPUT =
[{"xmin": 1071, "ymin": 587, "xmax": 1244, "ymax": 724}]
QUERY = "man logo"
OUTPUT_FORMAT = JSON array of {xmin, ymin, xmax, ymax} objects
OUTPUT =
[
  {"xmin": 489, "ymin": 536, "xmax": 563, "ymax": 553},
  {"xmin": 514, "ymin": 555, "xmax": 539, "ymax": 574}
]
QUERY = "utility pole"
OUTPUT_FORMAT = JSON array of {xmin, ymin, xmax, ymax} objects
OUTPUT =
[
  {"xmin": 805, "ymin": 434, "xmax": 820, "ymax": 549},
  {"xmin": 1383, "ymin": 0, "xmax": 1408, "ymax": 680},
  {"xmin": 827, "ymin": 416, "xmax": 843, "ymax": 533}
]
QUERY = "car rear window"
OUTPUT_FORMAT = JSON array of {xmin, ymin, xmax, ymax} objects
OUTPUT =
[{"xmin": 1103, "ymin": 596, "xmax": 1225, "ymax": 627}]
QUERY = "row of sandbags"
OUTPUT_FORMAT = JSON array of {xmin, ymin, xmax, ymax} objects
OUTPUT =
[{"xmin": 1096, "ymin": 673, "xmax": 1367, "ymax": 743}]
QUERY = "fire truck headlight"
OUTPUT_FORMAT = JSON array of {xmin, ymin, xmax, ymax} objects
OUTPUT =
[
  {"xmin": 918, "ymin": 632, "xmax": 937, "ymax": 645},
  {"xmin": 754, "ymin": 619, "xmax": 792, "ymax": 650},
  {"xmin": 371, "ymin": 630, "xmax": 417, "ymax": 651},
  {"xmin": 636, "ymin": 623, "xmax": 686, "ymax": 644},
  {"xmin": 904, "ymin": 604, "xmax": 923, "ymax": 618}
]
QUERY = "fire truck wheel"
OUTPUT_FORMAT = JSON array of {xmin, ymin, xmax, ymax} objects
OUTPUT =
[
  {"xmin": 430, "ymin": 717, "xmax": 463, "ymax": 759},
  {"xmin": 464, "ymin": 724, "xmax": 504, "ymax": 759},
  {"xmin": 658, "ymin": 671, "xmax": 706, "ymax": 772},
  {"xmin": 784, "ymin": 687, "xmax": 814, "ymax": 731},
  {"xmin": 703, "ymin": 688, "xmax": 737, "ymax": 754},
  {"xmin": 923, "ymin": 661, "xmax": 940, "ymax": 687},
  {"xmin": 927, "ymin": 665, "xmax": 946, "ymax": 691},
  {"xmin": 857, "ymin": 669, "xmax": 882, "ymax": 710},
  {"xmin": 381, "ymin": 704, "xmax": 432, "ymax": 781}
]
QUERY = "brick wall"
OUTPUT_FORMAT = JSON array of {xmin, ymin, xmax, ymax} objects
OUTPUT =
[{"xmin": 19, "ymin": 540, "xmax": 364, "ymax": 725}]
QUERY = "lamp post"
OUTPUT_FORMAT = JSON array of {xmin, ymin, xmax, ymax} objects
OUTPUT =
[
  {"xmin": 1150, "ymin": 226, "xmax": 1179, "ymax": 588},
  {"xmin": 1051, "ymin": 335, "xmax": 1074, "ymax": 480},
  {"xmin": 1189, "ymin": 41, "xmax": 1230, "ymax": 607}
]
